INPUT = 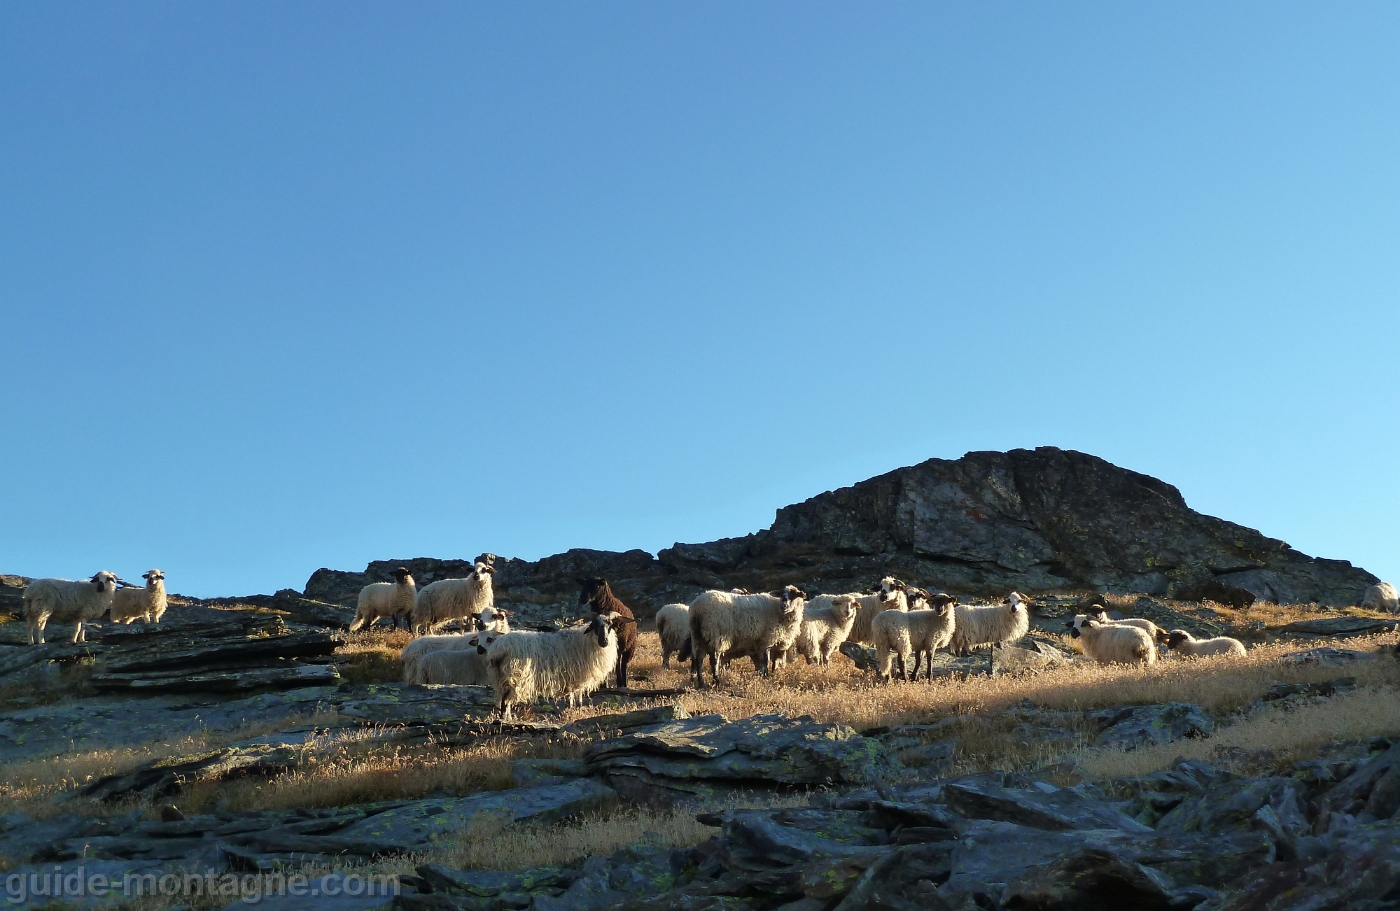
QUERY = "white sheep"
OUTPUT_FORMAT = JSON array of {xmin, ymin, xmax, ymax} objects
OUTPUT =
[
  {"xmin": 109, "ymin": 569, "xmax": 168, "ymax": 625},
  {"xmin": 349, "ymin": 567, "xmax": 416, "ymax": 632},
  {"xmin": 1075, "ymin": 607, "xmax": 1166, "ymax": 642},
  {"xmin": 23, "ymin": 571, "xmax": 126, "ymax": 645},
  {"xmin": 412, "ymin": 562, "xmax": 495, "ymax": 635},
  {"xmin": 873, "ymin": 596, "xmax": 957, "ymax": 682},
  {"xmin": 839, "ymin": 577, "xmax": 911, "ymax": 648},
  {"xmin": 950, "ymin": 591, "xmax": 1031, "ymax": 655},
  {"xmin": 1068, "ymin": 619, "xmax": 1156, "ymax": 666},
  {"xmin": 399, "ymin": 606, "xmax": 512, "ymax": 682},
  {"xmin": 485, "ymin": 613, "xmax": 626, "ymax": 721},
  {"xmin": 1362, "ymin": 582, "xmax": 1400, "ymax": 614},
  {"xmin": 792, "ymin": 594, "xmax": 860, "ymax": 666},
  {"xmin": 410, "ymin": 629, "xmax": 511, "ymax": 685},
  {"xmin": 688, "ymin": 586, "xmax": 807, "ymax": 687},
  {"xmin": 655, "ymin": 603, "xmax": 691, "ymax": 669},
  {"xmin": 1164, "ymin": 629, "xmax": 1247, "ymax": 658}
]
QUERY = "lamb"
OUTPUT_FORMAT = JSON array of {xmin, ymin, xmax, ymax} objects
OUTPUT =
[
  {"xmin": 910, "ymin": 592, "xmax": 959, "ymax": 678},
  {"xmin": 484, "ymin": 612, "xmax": 627, "ymax": 720},
  {"xmin": 1164, "ymin": 629, "xmax": 1247, "ymax": 658},
  {"xmin": 873, "ymin": 595, "xmax": 957, "ymax": 681},
  {"xmin": 1362, "ymin": 582, "xmax": 1400, "ymax": 614},
  {"xmin": 1069, "ymin": 619, "xmax": 1156, "ymax": 666},
  {"xmin": 23, "ymin": 571, "xmax": 126, "ymax": 645},
  {"xmin": 1069, "ymin": 609, "xmax": 1166, "ymax": 643},
  {"xmin": 950, "ymin": 592, "xmax": 1031, "ymax": 655},
  {"xmin": 399, "ymin": 606, "xmax": 512, "ymax": 682},
  {"xmin": 688, "ymin": 586, "xmax": 807, "ymax": 687},
  {"xmin": 109, "ymin": 569, "xmax": 168, "ymax": 625},
  {"xmin": 840, "ymin": 577, "xmax": 911, "ymax": 648},
  {"xmin": 412, "ymin": 562, "xmax": 495, "ymax": 635},
  {"xmin": 348, "ymin": 567, "xmax": 416, "ymax": 632},
  {"xmin": 410, "ymin": 630, "xmax": 509, "ymax": 685},
  {"xmin": 655, "ymin": 603, "xmax": 691, "ymax": 669},
  {"xmin": 792, "ymin": 594, "xmax": 860, "ymax": 665},
  {"xmin": 578, "ymin": 578, "xmax": 638, "ymax": 687}
]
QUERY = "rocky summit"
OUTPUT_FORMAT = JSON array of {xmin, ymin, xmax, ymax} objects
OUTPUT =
[{"xmin": 305, "ymin": 447, "xmax": 1377, "ymax": 615}]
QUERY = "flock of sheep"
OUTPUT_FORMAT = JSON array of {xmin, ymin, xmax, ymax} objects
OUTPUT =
[
  {"xmin": 18, "ymin": 562, "xmax": 1400, "ymax": 722},
  {"xmin": 20, "ymin": 569, "xmax": 167, "ymax": 644}
]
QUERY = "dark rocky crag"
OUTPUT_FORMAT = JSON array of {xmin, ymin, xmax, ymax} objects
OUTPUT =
[{"xmin": 305, "ymin": 448, "xmax": 1377, "ymax": 614}]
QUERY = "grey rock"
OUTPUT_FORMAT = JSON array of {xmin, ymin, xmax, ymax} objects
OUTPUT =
[
  {"xmin": 1000, "ymin": 847, "xmax": 1202, "ymax": 911},
  {"xmin": 1278, "ymin": 646, "xmax": 1377, "ymax": 666},
  {"xmin": 214, "ymin": 873, "xmax": 398, "ymax": 911},
  {"xmin": 303, "ymin": 448, "xmax": 1380, "ymax": 612},
  {"xmin": 1093, "ymin": 703, "xmax": 1214, "ymax": 750},
  {"xmin": 332, "ymin": 780, "xmax": 617, "ymax": 852},
  {"xmin": 585, "ymin": 714, "xmax": 899, "ymax": 805},
  {"xmin": 942, "ymin": 776, "xmax": 1153, "ymax": 833},
  {"xmin": 1157, "ymin": 777, "xmax": 1310, "ymax": 858},
  {"xmin": 1277, "ymin": 617, "xmax": 1400, "ymax": 637}
]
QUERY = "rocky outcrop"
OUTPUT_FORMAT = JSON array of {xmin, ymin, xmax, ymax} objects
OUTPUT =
[{"xmin": 303, "ymin": 448, "xmax": 1377, "ymax": 610}]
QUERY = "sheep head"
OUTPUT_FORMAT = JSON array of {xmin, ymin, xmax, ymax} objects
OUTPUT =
[
  {"xmin": 878, "ymin": 577, "xmax": 907, "ymax": 602},
  {"xmin": 832, "ymin": 595, "xmax": 859, "ymax": 621},
  {"xmin": 392, "ymin": 567, "xmax": 413, "ymax": 585},
  {"xmin": 142, "ymin": 569, "xmax": 165, "ymax": 587},
  {"xmin": 91, "ymin": 571, "xmax": 121, "ymax": 592},
  {"xmin": 930, "ymin": 592, "xmax": 958, "ymax": 611},
  {"xmin": 1166, "ymin": 630, "xmax": 1193, "ymax": 650},
  {"xmin": 577, "ymin": 577, "xmax": 610, "ymax": 607}
]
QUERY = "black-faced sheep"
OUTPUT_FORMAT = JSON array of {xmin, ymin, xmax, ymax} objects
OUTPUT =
[
  {"xmin": 1362, "ymin": 583, "xmax": 1399, "ymax": 614},
  {"xmin": 578, "ymin": 578, "xmax": 638, "ymax": 687},
  {"xmin": 837, "ymin": 577, "xmax": 911, "ymax": 648},
  {"xmin": 1068, "ymin": 619, "xmax": 1156, "ymax": 666},
  {"xmin": 23, "ymin": 571, "xmax": 126, "ymax": 645},
  {"xmin": 688, "ymin": 586, "xmax": 807, "ymax": 687},
  {"xmin": 110, "ymin": 569, "xmax": 168, "ymax": 625},
  {"xmin": 950, "ymin": 592, "xmax": 1031, "ymax": 656},
  {"xmin": 484, "ymin": 612, "xmax": 627, "ymax": 721},
  {"xmin": 655, "ymin": 603, "xmax": 690, "ymax": 669},
  {"xmin": 1164, "ymin": 629, "xmax": 1247, "ymax": 658},
  {"xmin": 873, "ymin": 595, "xmax": 957, "ymax": 681},
  {"xmin": 350, "ymin": 567, "xmax": 416, "ymax": 632},
  {"xmin": 412, "ymin": 562, "xmax": 495, "ymax": 635}
]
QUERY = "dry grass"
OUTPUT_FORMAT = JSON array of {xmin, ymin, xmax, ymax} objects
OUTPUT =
[
  {"xmin": 183, "ymin": 733, "xmax": 574, "ymax": 814},
  {"xmin": 335, "ymin": 628, "xmax": 413, "ymax": 684},
  {"xmin": 0, "ymin": 711, "xmax": 338, "ymax": 820},
  {"xmin": 1077, "ymin": 685, "xmax": 1400, "ymax": 780}
]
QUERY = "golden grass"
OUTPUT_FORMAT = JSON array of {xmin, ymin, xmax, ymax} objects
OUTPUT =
[
  {"xmin": 334, "ymin": 628, "xmax": 414, "ymax": 684},
  {"xmin": 184, "ymin": 733, "xmax": 573, "ymax": 814},
  {"xmin": 1077, "ymin": 685, "xmax": 1400, "ymax": 780},
  {"xmin": 0, "ymin": 711, "xmax": 338, "ymax": 820}
]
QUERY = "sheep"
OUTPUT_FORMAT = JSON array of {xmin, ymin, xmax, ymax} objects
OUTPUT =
[
  {"xmin": 1362, "ymin": 582, "xmax": 1400, "ymax": 614},
  {"xmin": 484, "ymin": 612, "xmax": 627, "ymax": 721},
  {"xmin": 950, "ymin": 591, "xmax": 1031, "ymax": 656},
  {"xmin": 399, "ymin": 607, "xmax": 512, "ymax": 683},
  {"xmin": 412, "ymin": 562, "xmax": 495, "ymax": 635},
  {"xmin": 655, "ymin": 603, "xmax": 691, "ymax": 669},
  {"xmin": 873, "ymin": 595, "xmax": 957, "ymax": 682},
  {"xmin": 578, "ymin": 578, "xmax": 638, "ymax": 687},
  {"xmin": 109, "ymin": 569, "xmax": 168, "ymax": 625},
  {"xmin": 839, "ymin": 577, "xmax": 912, "ymax": 648},
  {"xmin": 792, "ymin": 594, "xmax": 860, "ymax": 666},
  {"xmin": 410, "ymin": 630, "xmax": 510, "ymax": 685},
  {"xmin": 688, "ymin": 585, "xmax": 807, "ymax": 687},
  {"xmin": 1069, "ymin": 619, "xmax": 1156, "ymax": 666},
  {"xmin": 1164, "ymin": 629, "xmax": 1247, "ymax": 658},
  {"xmin": 910, "ymin": 592, "xmax": 959, "ymax": 679},
  {"xmin": 1067, "ymin": 609, "xmax": 1166, "ymax": 646},
  {"xmin": 348, "ymin": 567, "xmax": 416, "ymax": 632},
  {"xmin": 23, "ymin": 571, "xmax": 127, "ymax": 645}
]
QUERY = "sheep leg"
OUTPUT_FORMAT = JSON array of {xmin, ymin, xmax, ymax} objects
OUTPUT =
[
  {"xmin": 661, "ymin": 650, "xmax": 671, "ymax": 670},
  {"xmin": 616, "ymin": 653, "xmax": 629, "ymax": 689},
  {"xmin": 72, "ymin": 622, "xmax": 84, "ymax": 644}
]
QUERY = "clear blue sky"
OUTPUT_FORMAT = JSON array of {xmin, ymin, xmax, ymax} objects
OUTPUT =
[{"xmin": 2, "ymin": 4, "xmax": 1397, "ymax": 597}]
